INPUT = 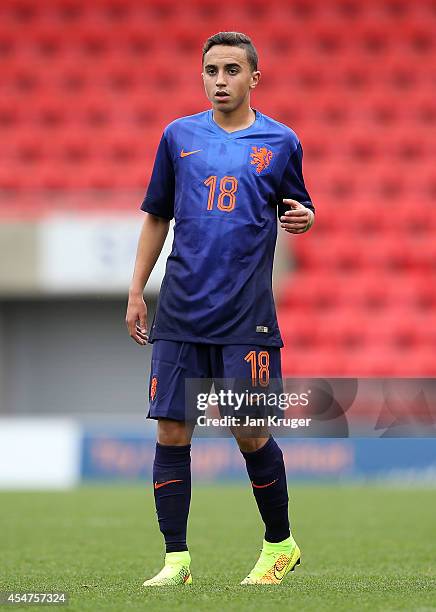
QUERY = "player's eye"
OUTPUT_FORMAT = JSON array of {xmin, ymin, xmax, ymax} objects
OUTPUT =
[{"xmin": 228, "ymin": 68, "xmax": 239, "ymax": 75}]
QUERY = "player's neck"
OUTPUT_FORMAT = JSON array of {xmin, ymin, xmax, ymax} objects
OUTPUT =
[{"xmin": 212, "ymin": 105, "xmax": 256, "ymax": 133}]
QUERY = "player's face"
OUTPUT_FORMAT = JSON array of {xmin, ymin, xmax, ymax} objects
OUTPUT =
[{"xmin": 202, "ymin": 45, "xmax": 260, "ymax": 113}]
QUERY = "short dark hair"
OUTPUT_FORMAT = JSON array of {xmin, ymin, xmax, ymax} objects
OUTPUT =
[{"xmin": 202, "ymin": 31, "xmax": 258, "ymax": 72}]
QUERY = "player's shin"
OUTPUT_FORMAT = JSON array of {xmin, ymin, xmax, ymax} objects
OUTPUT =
[
  {"xmin": 241, "ymin": 436, "xmax": 290, "ymax": 543},
  {"xmin": 240, "ymin": 437, "xmax": 301, "ymax": 585},
  {"xmin": 143, "ymin": 442, "xmax": 193, "ymax": 586},
  {"xmin": 153, "ymin": 442, "xmax": 191, "ymax": 552}
]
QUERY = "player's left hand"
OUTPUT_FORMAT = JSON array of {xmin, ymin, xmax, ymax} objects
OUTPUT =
[{"xmin": 280, "ymin": 199, "xmax": 314, "ymax": 234}]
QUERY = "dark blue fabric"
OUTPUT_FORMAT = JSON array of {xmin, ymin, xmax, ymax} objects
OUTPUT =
[
  {"xmin": 141, "ymin": 109, "xmax": 314, "ymax": 348},
  {"xmin": 153, "ymin": 442, "xmax": 191, "ymax": 553},
  {"xmin": 147, "ymin": 340, "xmax": 282, "ymax": 421},
  {"xmin": 242, "ymin": 437, "xmax": 290, "ymax": 543}
]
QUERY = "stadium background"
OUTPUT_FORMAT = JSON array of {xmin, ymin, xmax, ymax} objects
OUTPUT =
[
  {"xmin": 1, "ymin": 3, "xmax": 436, "ymax": 610},
  {"xmin": 0, "ymin": 0, "xmax": 435, "ymax": 485}
]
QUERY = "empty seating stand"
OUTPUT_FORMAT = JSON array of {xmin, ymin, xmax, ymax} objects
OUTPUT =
[{"xmin": 0, "ymin": 0, "xmax": 435, "ymax": 376}]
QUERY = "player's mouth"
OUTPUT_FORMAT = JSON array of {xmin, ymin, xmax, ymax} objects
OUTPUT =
[{"xmin": 215, "ymin": 91, "xmax": 230, "ymax": 101}]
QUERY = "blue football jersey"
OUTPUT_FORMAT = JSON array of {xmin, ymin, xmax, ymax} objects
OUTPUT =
[{"xmin": 141, "ymin": 109, "xmax": 314, "ymax": 347}]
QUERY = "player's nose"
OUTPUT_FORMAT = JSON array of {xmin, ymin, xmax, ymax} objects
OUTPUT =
[{"xmin": 215, "ymin": 70, "xmax": 227, "ymax": 86}]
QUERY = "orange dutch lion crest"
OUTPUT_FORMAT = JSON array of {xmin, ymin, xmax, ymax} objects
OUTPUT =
[
  {"xmin": 250, "ymin": 145, "xmax": 273, "ymax": 174},
  {"xmin": 150, "ymin": 376, "xmax": 158, "ymax": 401}
]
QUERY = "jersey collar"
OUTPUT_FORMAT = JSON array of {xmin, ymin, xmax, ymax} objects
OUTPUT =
[{"xmin": 207, "ymin": 108, "xmax": 261, "ymax": 138}]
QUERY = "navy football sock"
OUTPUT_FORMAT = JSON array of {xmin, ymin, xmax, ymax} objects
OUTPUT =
[
  {"xmin": 153, "ymin": 442, "xmax": 191, "ymax": 553},
  {"xmin": 241, "ymin": 436, "xmax": 290, "ymax": 543}
]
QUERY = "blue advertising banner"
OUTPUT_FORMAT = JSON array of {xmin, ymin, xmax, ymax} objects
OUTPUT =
[{"xmin": 81, "ymin": 434, "xmax": 436, "ymax": 482}]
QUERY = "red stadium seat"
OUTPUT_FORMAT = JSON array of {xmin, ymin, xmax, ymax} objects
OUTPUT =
[{"xmin": 1, "ymin": 0, "xmax": 435, "ymax": 377}]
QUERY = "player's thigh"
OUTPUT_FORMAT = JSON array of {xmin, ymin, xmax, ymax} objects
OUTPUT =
[
  {"xmin": 216, "ymin": 344, "xmax": 282, "ymax": 389},
  {"xmin": 148, "ymin": 340, "xmax": 211, "ymax": 423},
  {"xmin": 214, "ymin": 344, "xmax": 283, "ymax": 444}
]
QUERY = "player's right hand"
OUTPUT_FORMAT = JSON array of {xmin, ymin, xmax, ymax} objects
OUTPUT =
[{"xmin": 126, "ymin": 293, "xmax": 148, "ymax": 346}]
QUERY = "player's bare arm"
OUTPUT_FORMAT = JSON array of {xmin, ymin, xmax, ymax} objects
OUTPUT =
[
  {"xmin": 280, "ymin": 198, "xmax": 315, "ymax": 234},
  {"xmin": 126, "ymin": 212, "xmax": 170, "ymax": 345}
]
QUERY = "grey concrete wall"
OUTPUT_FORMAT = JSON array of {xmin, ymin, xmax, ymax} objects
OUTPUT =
[{"xmin": 0, "ymin": 298, "xmax": 157, "ymax": 417}]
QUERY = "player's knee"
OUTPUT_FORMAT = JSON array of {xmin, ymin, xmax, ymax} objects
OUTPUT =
[
  {"xmin": 157, "ymin": 419, "xmax": 192, "ymax": 446},
  {"xmin": 234, "ymin": 436, "xmax": 269, "ymax": 453}
]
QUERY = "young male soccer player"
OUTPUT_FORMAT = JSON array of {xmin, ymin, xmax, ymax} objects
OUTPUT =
[{"xmin": 126, "ymin": 31, "xmax": 314, "ymax": 586}]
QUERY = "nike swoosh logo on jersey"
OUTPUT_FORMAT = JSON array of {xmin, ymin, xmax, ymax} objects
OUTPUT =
[
  {"xmin": 180, "ymin": 149, "xmax": 202, "ymax": 157},
  {"xmin": 251, "ymin": 479, "xmax": 278, "ymax": 489},
  {"xmin": 154, "ymin": 479, "xmax": 183, "ymax": 490}
]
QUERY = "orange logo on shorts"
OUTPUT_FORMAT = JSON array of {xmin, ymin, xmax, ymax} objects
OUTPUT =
[
  {"xmin": 150, "ymin": 376, "xmax": 158, "ymax": 401},
  {"xmin": 250, "ymin": 145, "xmax": 273, "ymax": 174}
]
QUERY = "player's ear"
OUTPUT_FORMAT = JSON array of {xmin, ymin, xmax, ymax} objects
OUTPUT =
[{"xmin": 250, "ymin": 70, "xmax": 261, "ymax": 89}]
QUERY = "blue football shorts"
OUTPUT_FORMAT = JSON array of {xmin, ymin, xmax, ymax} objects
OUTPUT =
[{"xmin": 147, "ymin": 340, "xmax": 283, "ymax": 422}]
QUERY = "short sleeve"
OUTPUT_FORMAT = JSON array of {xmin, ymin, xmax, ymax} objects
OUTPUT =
[
  {"xmin": 140, "ymin": 131, "xmax": 175, "ymax": 220},
  {"xmin": 277, "ymin": 141, "xmax": 314, "ymax": 219}
]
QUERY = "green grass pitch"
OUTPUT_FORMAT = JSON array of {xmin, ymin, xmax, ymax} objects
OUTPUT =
[{"xmin": 1, "ymin": 484, "xmax": 436, "ymax": 611}]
